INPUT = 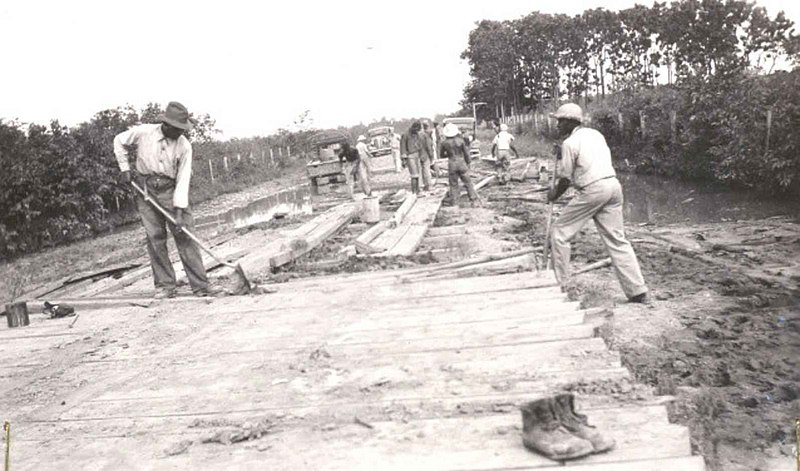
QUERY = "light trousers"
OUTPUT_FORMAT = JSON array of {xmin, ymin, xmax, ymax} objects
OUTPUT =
[{"xmin": 551, "ymin": 177, "xmax": 647, "ymax": 298}]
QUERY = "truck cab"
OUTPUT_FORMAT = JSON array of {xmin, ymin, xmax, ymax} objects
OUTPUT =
[{"xmin": 366, "ymin": 126, "xmax": 394, "ymax": 157}]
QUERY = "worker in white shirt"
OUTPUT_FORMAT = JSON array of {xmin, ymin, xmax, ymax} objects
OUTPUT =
[
  {"xmin": 114, "ymin": 102, "xmax": 223, "ymax": 299},
  {"xmin": 491, "ymin": 123, "xmax": 519, "ymax": 185},
  {"xmin": 547, "ymin": 103, "xmax": 650, "ymax": 303}
]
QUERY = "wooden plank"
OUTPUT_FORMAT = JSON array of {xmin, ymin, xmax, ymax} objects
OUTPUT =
[
  {"xmin": 386, "ymin": 224, "xmax": 428, "ymax": 256},
  {"xmin": 372, "ymin": 192, "xmax": 446, "ymax": 253},
  {"xmin": 426, "ymin": 225, "xmax": 467, "ymax": 237},
  {"xmin": 475, "ymin": 175, "xmax": 497, "ymax": 190},
  {"xmin": 355, "ymin": 221, "xmax": 389, "ymax": 254},
  {"xmin": 25, "ymin": 406, "xmax": 690, "ymax": 471},
  {"xmin": 390, "ymin": 192, "xmax": 417, "ymax": 227}
]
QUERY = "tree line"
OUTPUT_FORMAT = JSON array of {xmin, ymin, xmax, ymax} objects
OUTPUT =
[{"xmin": 461, "ymin": 0, "xmax": 798, "ymax": 117}]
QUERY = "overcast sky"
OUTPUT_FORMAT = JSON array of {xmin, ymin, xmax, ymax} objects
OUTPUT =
[{"xmin": 0, "ymin": 0, "xmax": 797, "ymax": 138}]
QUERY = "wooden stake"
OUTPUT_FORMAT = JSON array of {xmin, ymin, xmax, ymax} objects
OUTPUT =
[
  {"xmin": 765, "ymin": 108, "xmax": 772, "ymax": 154},
  {"xmin": 209, "ymin": 160, "xmax": 215, "ymax": 183},
  {"xmin": 223, "ymin": 156, "xmax": 229, "ymax": 172}
]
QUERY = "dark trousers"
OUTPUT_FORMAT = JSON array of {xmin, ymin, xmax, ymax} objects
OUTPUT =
[
  {"xmin": 446, "ymin": 159, "xmax": 479, "ymax": 202},
  {"xmin": 136, "ymin": 184, "xmax": 209, "ymax": 292}
]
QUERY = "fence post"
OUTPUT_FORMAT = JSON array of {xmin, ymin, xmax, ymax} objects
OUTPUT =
[
  {"xmin": 670, "ymin": 111, "xmax": 677, "ymax": 142},
  {"xmin": 287, "ymin": 146, "xmax": 291, "ymax": 157},
  {"xmin": 279, "ymin": 147, "xmax": 283, "ymax": 157},
  {"xmin": 209, "ymin": 160, "xmax": 215, "ymax": 183},
  {"xmin": 236, "ymin": 153, "xmax": 241, "ymax": 162},
  {"xmin": 618, "ymin": 113, "xmax": 624, "ymax": 134},
  {"xmin": 270, "ymin": 148, "xmax": 275, "ymax": 164},
  {"xmin": 639, "ymin": 111, "xmax": 646, "ymax": 138},
  {"xmin": 115, "ymin": 196, "xmax": 120, "ymax": 212},
  {"xmin": 223, "ymin": 155, "xmax": 228, "ymax": 172},
  {"xmin": 765, "ymin": 108, "xmax": 772, "ymax": 154}
]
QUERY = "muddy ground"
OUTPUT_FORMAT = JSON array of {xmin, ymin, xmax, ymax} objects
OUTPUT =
[{"xmin": 3, "ymin": 157, "xmax": 798, "ymax": 470}]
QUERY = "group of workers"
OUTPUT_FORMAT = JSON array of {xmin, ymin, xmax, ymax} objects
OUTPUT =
[{"xmin": 114, "ymin": 101, "xmax": 648, "ymax": 304}]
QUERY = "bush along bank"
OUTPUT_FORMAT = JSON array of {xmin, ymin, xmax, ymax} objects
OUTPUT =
[
  {"xmin": 0, "ymin": 106, "xmax": 310, "ymax": 261},
  {"xmin": 529, "ymin": 69, "xmax": 800, "ymax": 195}
]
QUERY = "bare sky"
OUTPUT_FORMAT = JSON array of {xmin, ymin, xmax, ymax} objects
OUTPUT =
[{"xmin": 1, "ymin": 0, "xmax": 796, "ymax": 138}]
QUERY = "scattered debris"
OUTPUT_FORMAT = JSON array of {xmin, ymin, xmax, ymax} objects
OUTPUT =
[
  {"xmin": 353, "ymin": 416, "xmax": 374, "ymax": 429},
  {"xmin": 200, "ymin": 418, "xmax": 275, "ymax": 445}
]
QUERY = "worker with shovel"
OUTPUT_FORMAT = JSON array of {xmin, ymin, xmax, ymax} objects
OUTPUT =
[
  {"xmin": 114, "ymin": 101, "xmax": 225, "ymax": 299},
  {"xmin": 547, "ymin": 103, "xmax": 649, "ymax": 303}
]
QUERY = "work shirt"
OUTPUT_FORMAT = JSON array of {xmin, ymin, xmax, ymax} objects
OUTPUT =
[
  {"xmin": 401, "ymin": 132, "xmax": 432, "ymax": 160},
  {"xmin": 439, "ymin": 136, "xmax": 471, "ymax": 164},
  {"xmin": 113, "ymin": 123, "xmax": 193, "ymax": 208},
  {"xmin": 557, "ymin": 126, "xmax": 616, "ymax": 190},
  {"xmin": 356, "ymin": 141, "xmax": 372, "ymax": 160},
  {"xmin": 492, "ymin": 131, "xmax": 515, "ymax": 150}
]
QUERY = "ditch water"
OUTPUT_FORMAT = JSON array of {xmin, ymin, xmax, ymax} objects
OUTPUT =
[{"xmin": 619, "ymin": 173, "xmax": 800, "ymax": 225}]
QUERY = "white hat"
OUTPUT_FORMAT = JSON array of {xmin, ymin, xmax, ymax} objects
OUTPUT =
[
  {"xmin": 500, "ymin": 123, "xmax": 508, "ymax": 131},
  {"xmin": 357, "ymin": 135, "xmax": 366, "ymax": 142},
  {"xmin": 550, "ymin": 103, "xmax": 583, "ymax": 122},
  {"xmin": 443, "ymin": 123, "xmax": 460, "ymax": 138}
]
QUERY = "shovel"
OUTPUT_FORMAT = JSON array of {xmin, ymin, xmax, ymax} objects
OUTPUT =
[
  {"xmin": 540, "ymin": 143, "xmax": 561, "ymax": 271},
  {"xmin": 131, "ymin": 181, "xmax": 252, "ymax": 294}
]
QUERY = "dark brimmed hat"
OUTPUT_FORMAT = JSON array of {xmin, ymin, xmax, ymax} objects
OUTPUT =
[{"xmin": 158, "ymin": 101, "xmax": 195, "ymax": 131}]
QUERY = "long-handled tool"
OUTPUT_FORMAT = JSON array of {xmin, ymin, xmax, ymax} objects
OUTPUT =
[
  {"xmin": 540, "ymin": 143, "xmax": 560, "ymax": 271},
  {"xmin": 131, "ymin": 181, "xmax": 252, "ymax": 294}
]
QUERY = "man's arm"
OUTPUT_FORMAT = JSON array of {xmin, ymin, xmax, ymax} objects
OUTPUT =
[
  {"xmin": 510, "ymin": 142, "xmax": 519, "ymax": 158},
  {"xmin": 461, "ymin": 141, "xmax": 471, "ymax": 165},
  {"xmin": 173, "ymin": 140, "xmax": 193, "ymax": 210},
  {"xmin": 113, "ymin": 125, "xmax": 143, "ymax": 183},
  {"xmin": 549, "ymin": 141, "xmax": 574, "ymax": 202}
]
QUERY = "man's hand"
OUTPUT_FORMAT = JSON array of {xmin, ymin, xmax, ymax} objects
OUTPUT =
[
  {"xmin": 547, "ymin": 178, "xmax": 571, "ymax": 202},
  {"xmin": 119, "ymin": 170, "xmax": 132, "ymax": 185},
  {"xmin": 173, "ymin": 208, "xmax": 184, "ymax": 234},
  {"xmin": 401, "ymin": 156, "xmax": 407, "ymax": 168}
]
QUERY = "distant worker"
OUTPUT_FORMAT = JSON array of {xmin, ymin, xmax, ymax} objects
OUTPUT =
[
  {"xmin": 391, "ymin": 132, "xmax": 402, "ymax": 173},
  {"xmin": 423, "ymin": 120, "xmax": 439, "ymax": 184},
  {"xmin": 400, "ymin": 121, "xmax": 433, "ymax": 195},
  {"xmin": 491, "ymin": 123, "xmax": 519, "ymax": 185},
  {"xmin": 439, "ymin": 123, "xmax": 480, "ymax": 207},
  {"xmin": 114, "ymin": 101, "xmax": 223, "ymax": 299},
  {"xmin": 547, "ymin": 103, "xmax": 649, "ymax": 303},
  {"xmin": 339, "ymin": 140, "xmax": 371, "ymax": 199},
  {"xmin": 355, "ymin": 134, "xmax": 374, "ymax": 179}
]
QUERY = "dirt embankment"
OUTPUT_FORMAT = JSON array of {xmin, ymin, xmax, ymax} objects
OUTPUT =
[{"xmin": 484, "ymin": 180, "xmax": 799, "ymax": 471}]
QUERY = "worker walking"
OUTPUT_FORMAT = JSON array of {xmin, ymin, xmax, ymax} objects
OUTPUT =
[
  {"xmin": 440, "ymin": 123, "xmax": 480, "ymax": 207},
  {"xmin": 355, "ymin": 134, "xmax": 374, "ymax": 180},
  {"xmin": 401, "ymin": 121, "xmax": 433, "ymax": 195},
  {"xmin": 547, "ymin": 103, "xmax": 649, "ymax": 303},
  {"xmin": 391, "ymin": 132, "xmax": 402, "ymax": 173},
  {"xmin": 114, "ymin": 101, "xmax": 223, "ymax": 299},
  {"xmin": 339, "ymin": 140, "xmax": 371, "ymax": 198},
  {"xmin": 491, "ymin": 123, "xmax": 519, "ymax": 185}
]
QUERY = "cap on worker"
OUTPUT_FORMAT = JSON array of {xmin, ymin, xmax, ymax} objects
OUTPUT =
[
  {"xmin": 357, "ymin": 135, "xmax": 367, "ymax": 142},
  {"xmin": 500, "ymin": 123, "xmax": 509, "ymax": 131},
  {"xmin": 443, "ymin": 123, "xmax": 460, "ymax": 138},
  {"xmin": 158, "ymin": 101, "xmax": 195, "ymax": 130},
  {"xmin": 550, "ymin": 103, "xmax": 583, "ymax": 122}
]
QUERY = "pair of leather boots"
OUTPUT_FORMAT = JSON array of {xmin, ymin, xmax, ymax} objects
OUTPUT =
[{"xmin": 520, "ymin": 393, "xmax": 615, "ymax": 461}]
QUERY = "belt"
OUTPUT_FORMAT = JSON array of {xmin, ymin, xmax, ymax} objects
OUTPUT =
[
  {"xmin": 139, "ymin": 174, "xmax": 176, "ymax": 191},
  {"xmin": 577, "ymin": 175, "xmax": 616, "ymax": 190}
]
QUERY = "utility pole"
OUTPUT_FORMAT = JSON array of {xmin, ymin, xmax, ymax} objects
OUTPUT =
[{"xmin": 472, "ymin": 102, "xmax": 487, "ymax": 136}]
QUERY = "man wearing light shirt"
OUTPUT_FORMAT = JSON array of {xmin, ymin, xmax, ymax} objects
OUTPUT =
[
  {"xmin": 547, "ymin": 103, "xmax": 649, "ymax": 304},
  {"xmin": 491, "ymin": 123, "xmax": 518, "ymax": 185},
  {"xmin": 114, "ymin": 101, "xmax": 221, "ymax": 299}
]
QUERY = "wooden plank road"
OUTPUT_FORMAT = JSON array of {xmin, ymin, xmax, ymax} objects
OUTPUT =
[{"xmin": 0, "ymin": 271, "xmax": 704, "ymax": 470}]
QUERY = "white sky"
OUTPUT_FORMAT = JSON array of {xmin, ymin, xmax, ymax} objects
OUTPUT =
[{"xmin": 0, "ymin": 0, "xmax": 797, "ymax": 138}]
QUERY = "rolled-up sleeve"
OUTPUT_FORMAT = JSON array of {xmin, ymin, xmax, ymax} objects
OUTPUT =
[
  {"xmin": 113, "ymin": 127, "xmax": 141, "ymax": 172},
  {"xmin": 173, "ymin": 140, "xmax": 193, "ymax": 208},
  {"xmin": 557, "ymin": 141, "xmax": 577, "ymax": 181}
]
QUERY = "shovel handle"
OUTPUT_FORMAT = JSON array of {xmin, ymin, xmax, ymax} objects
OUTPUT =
[{"xmin": 130, "ymin": 181, "xmax": 232, "ymax": 269}]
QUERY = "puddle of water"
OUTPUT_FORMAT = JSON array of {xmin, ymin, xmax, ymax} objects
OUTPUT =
[
  {"xmin": 619, "ymin": 173, "xmax": 800, "ymax": 225},
  {"xmin": 227, "ymin": 186, "xmax": 312, "ymax": 229}
]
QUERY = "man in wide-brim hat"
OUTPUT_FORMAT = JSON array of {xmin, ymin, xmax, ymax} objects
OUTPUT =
[
  {"xmin": 114, "ymin": 101, "xmax": 223, "ymax": 299},
  {"xmin": 439, "ymin": 122, "xmax": 480, "ymax": 207}
]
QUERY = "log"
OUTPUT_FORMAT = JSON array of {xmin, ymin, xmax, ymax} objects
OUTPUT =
[
  {"xmin": 268, "ymin": 204, "xmax": 357, "ymax": 268},
  {"xmin": 411, "ymin": 247, "xmax": 540, "ymax": 275}
]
